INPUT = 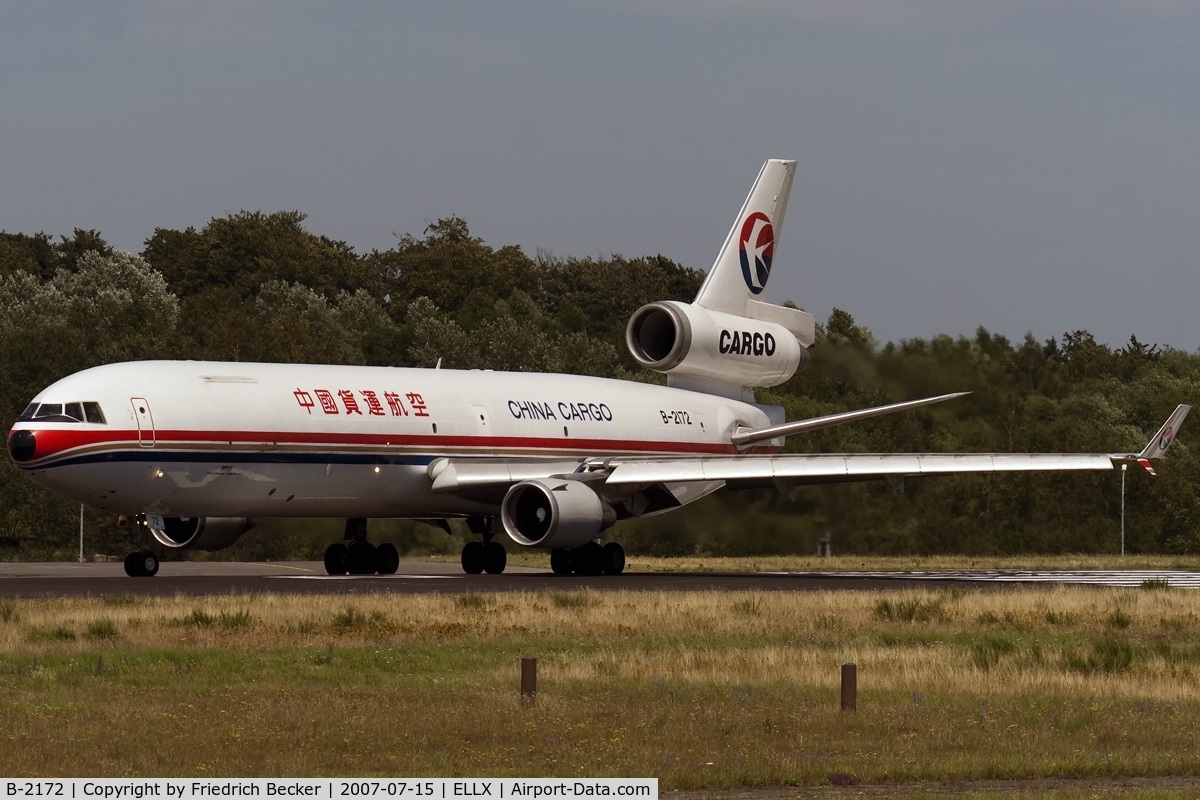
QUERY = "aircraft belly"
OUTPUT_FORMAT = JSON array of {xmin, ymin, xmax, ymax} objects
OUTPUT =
[{"xmin": 27, "ymin": 461, "xmax": 492, "ymax": 519}]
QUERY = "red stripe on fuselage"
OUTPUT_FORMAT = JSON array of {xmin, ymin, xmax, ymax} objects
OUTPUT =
[{"xmin": 12, "ymin": 426, "xmax": 758, "ymax": 465}]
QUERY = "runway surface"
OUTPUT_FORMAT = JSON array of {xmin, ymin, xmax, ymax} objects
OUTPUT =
[{"xmin": 2, "ymin": 561, "xmax": 1199, "ymax": 598}]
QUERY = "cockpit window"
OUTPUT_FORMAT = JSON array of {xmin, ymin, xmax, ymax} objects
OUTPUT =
[
  {"xmin": 33, "ymin": 403, "xmax": 63, "ymax": 419},
  {"xmin": 17, "ymin": 401, "xmax": 107, "ymax": 424},
  {"xmin": 84, "ymin": 402, "xmax": 106, "ymax": 424}
]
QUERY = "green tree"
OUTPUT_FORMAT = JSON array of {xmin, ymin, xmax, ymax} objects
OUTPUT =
[
  {"xmin": 0, "ymin": 250, "xmax": 177, "ymax": 558},
  {"xmin": 0, "ymin": 229, "xmax": 112, "ymax": 278},
  {"xmin": 143, "ymin": 210, "xmax": 373, "ymax": 299},
  {"xmin": 248, "ymin": 281, "xmax": 397, "ymax": 365},
  {"xmin": 368, "ymin": 217, "xmax": 537, "ymax": 321}
]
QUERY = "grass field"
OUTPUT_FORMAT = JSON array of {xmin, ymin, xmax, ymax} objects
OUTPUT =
[{"xmin": 2, "ymin": 578, "xmax": 1200, "ymax": 798}]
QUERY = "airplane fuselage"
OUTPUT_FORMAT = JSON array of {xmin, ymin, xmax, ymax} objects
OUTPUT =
[
  {"xmin": 11, "ymin": 159, "xmax": 1182, "ymax": 580},
  {"xmin": 10, "ymin": 360, "xmax": 775, "ymax": 519}
]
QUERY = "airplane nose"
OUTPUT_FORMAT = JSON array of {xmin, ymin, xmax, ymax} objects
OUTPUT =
[{"xmin": 8, "ymin": 430, "xmax": 35, "ymax": 462}]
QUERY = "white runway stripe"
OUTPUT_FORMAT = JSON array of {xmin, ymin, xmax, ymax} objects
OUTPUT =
[
  {"xmin": 272, "ymin": 574, "xmax": 460, "ymax": 580},
  {"xmin": 797, "ymin": 570, "xmax": 1200, "ymax": 588}
]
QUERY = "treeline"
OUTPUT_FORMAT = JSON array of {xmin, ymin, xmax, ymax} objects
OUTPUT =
[{"xmin": 1, "ymin": 212, "xmax": 1197, "ymax": 560}]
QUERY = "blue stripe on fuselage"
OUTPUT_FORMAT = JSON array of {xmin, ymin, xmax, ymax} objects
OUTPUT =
[{"xmin": 20, "ymin": 449, "xmax": 444, "ymax": 470}]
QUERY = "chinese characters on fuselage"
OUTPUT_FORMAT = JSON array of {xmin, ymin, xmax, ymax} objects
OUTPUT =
[{"xmin": 293, "ymin": 389, "xmax": 429, "ymax": 417}]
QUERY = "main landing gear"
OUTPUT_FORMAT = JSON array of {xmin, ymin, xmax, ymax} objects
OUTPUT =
[
  {"xmin": 324, "ymin": 518, "xmax": 400, "ymax": 576},
  {"xmin": 460, "ymin": 516, "xmax": 507, "ymax": 575},
  {"xmin": 321, "ymin": 517, "xmax": 627, "ymax": 577},
  {"xmin": 456, "ymin": 514, "xmax": 626, "ymax": 576},
  {"xmin": 550, "ymin": 541, "xmax": 625, "ymax": 576}
]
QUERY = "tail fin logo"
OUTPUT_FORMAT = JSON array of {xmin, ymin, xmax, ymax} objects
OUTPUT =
[
  {"xmin": 738, "ymin": 212, "xmax": 775, "ymax": 295},
  {"xmin": 1160, "ymin": 427, "xmax": 1174, "ymax": 452}
]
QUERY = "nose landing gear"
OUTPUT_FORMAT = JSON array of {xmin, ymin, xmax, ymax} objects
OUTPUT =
[
  {"xmin": 120, "ymin": 515, "xmax": 160, "ymax": 577},
  {"xmin": 123, "ymin": 549, "xmax": 160, "ymax": 577}
]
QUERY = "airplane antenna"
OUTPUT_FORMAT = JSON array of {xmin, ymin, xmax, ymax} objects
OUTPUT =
[{"xmin": 435, "ymin": 358, "xmax": 442, "ymax": 370}]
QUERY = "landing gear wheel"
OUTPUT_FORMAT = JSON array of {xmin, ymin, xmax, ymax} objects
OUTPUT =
[
  {"xmin": 601, "ymin": 542, "xmax": 626, "ymax": 575},
  {"xmin": 483, "ymin": 541, "xmax": 507, "ymax": 574},
  {"xmin": 461, "ymin": 541, "xmax": 485, "ymax": 574},
  {"xmin": 348, "ymin": 541, "xmax": 379, "ymax": 575},
  {"xmin": 572, "ymin": 542, "xmax": 604, "ymax": 577},
  {"xmin": 124, "ymin": 552, "xmax": 144, "ymax": 577},
  {"xmin": 125, "ymin": 550, "xmax": 159, "ymax": 577},
  {"xmin": 324, "ymin": 542, "xmax": 349, "ymax": 575},
  {"xmin": 550, "ymin": 548, "xmax": 572, "ymax": 576},
  {"xmin": 377, "ymin": 543, "xmax": 400, "ymax": 575}
]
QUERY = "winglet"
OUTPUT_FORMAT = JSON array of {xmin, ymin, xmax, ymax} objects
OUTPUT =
[
  {"xmin": 1113, "ymin": 404, "xmax": 1191, "ymax": 474},
  {"xmin": 1138, "ymin": 404, "xmax": 1190, "ymax": 460}
]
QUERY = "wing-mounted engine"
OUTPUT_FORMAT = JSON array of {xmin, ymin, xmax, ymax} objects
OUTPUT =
[
  {"xmin": 148, "ymin": 516, "xmax": 256, "ymax": 551},
  {"xmin": 626, "ymin": 300, "xmax": 813, "ymax": 394},
  {"xmin": 500, "ymin": 479, "xmax": 616, "ymax": 549}
]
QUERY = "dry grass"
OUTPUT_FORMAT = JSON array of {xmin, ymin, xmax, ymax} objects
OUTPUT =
[{"xmin": 3, "ymin": 586, "xmax": 1200, "ymax": 788}]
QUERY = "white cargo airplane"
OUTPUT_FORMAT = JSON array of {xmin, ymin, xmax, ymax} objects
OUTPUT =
[{"xmin": 6, "ymin": 160, "xmax": 1191, "ymax": 577}]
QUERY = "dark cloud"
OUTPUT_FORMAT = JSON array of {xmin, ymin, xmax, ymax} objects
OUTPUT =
[{"xmin": 1, "ymin": 2, "xmax": 1196, "ymax": 348}]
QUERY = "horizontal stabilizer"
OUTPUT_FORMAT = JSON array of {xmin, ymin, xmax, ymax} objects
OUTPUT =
[
  {"xmin": 745, "ymin": 299, "xmax": 816, "ymax": 347},
  {"xmin": 731, "ymin": 392, "xmax": 969, "ymax": 448}
]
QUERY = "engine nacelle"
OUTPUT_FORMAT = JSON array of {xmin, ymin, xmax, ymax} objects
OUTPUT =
[
  {"xmin": 148, "ymin": 517, "xmax": 256, "ymax": 551},
  {"xmin": 626, "ymin": 301, "xmax": 810, "ymax": 388},
  {"xmin": 501, "ymin": 479, "xmax": 616, "ymax": 549}
]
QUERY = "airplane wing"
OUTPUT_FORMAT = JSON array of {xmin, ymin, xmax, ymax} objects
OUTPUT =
[
  {"xmin": 429, "ymin": 458, "xmax": 594, "ymax": 493},
  {"xmin": 428, "ymin": 404, "xmax": 1190, "ymax": 493},
  {"xmin": 602, "ymin": 452, "xmax": 1115, "ymax": 487}
]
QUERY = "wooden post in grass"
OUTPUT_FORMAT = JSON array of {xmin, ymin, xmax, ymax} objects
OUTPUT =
[
  {"xmin": 521, "ymin": 657, "xmax": 537, "ymax": 707},
  {"xmin": 841, "ymin": 663, "xmax": 857, "ymax": 712}
]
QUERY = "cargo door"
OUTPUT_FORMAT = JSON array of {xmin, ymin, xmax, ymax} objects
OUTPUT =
[{"xmin": 130, "ymin": 397, "xmax": 155, "ymax": 447}]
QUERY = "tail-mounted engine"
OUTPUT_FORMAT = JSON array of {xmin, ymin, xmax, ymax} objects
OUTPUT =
[
  {"xmin": 501, "ymin": 479, "xmax": 616, "ymax": 549},
  {"xmin": 148, "ymin": 516, "xmax": 256, "ymax": 551},
  {"xmin": 626, "ymin": 300, "xmax": 812, "ymax": 389}
]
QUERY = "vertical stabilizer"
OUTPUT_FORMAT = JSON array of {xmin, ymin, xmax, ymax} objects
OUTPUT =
[
  {"xmin": 693, "ymin": 159, "xmax": 796, "ymax": 316},
  {"xmin": 625, "ymin": 159, "xmax": 812, "ymax": 402}
]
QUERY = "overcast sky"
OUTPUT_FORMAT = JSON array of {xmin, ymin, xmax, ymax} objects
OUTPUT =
[{"xmin": 2, "ymin": 1, "xmax": 1197, "ymax": 350}]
